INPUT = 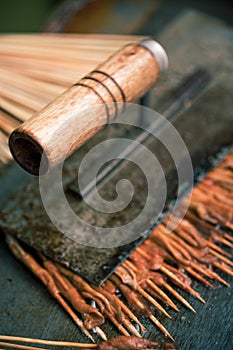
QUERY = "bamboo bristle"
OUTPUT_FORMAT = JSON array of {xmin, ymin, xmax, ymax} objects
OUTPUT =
[
  {"xmin": 0, "ymin": 95, "xmax": 36, "ymax": 121},
  {"xmin": 0, "ymin": 110, "xmax": 20, "ymax": 134},
  {"xmin": 0, "ymin": 130, "xmax": 11, "ymax": 163}
]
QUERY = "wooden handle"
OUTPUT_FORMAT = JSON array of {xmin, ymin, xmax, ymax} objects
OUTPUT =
[{"xmin": 9, "ymin": 39, "xmax": 168, "ymax": 175}]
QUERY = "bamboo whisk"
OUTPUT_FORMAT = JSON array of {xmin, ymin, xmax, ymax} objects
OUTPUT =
[
  {"xmin": 2, "ymin": 35, "xmax": 168, "ymax": 174},
  {"xmin": 0, "ymin": 34, "xmax": 145, "ymax": 165}
]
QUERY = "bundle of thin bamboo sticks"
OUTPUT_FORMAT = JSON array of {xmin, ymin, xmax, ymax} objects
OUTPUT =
[{"xmin": 0, "ymin": 33, "xmax": 144, "ymax": 164}]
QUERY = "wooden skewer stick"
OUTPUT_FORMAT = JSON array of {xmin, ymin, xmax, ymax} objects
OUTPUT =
[
  {"xmin": 160, "ymin": 266, "xmax": 206, "ymax": 304},
  {"xmin": 0, "ymin": 336, "xmax": 97, "ymax": 348},
  {"xmin": 184, "ymin": 266, "xmax": 213, "ymax": 288},
  {"xmin": 5, "ymin": 235, "xmax": 95, "ymax": 342},
  {"xmin": 149, "ymin": 315, "xmax": 174, "ymax": 341},
  {"xmin": 216, "ymin": 237, "xmax": 233, "ymax": 249},
  {"xmin": 112, "ymin": 297, "xmax": 146, "ymax": 334},
  {"xmin": 209, "ymin": 248, "xmax": 233, "ymax": 267},
  {"xmin": 94, "ymin": 328, "xmax": 107, "ymax": 342},
  {"xmin": 0, "ymin": 341, "xmax": 47, "ymax": 350},
  {"xmin": 214, "ymin": 262, "xmax": 233, "ymax": 277},
  {"xmin": 162, "ymin": 281, "xmax": 196, "ymax": 313},
  {"xmin": 123, "ymin": 259, "xmax": 179, "ymax": 312},
  {"xmin": 121, "ymin": 315, "xmax": 142, "ymax": 338},
  {"xmin": 9, "ymin": 39, "xmax": 168, "ymax": 175},
  {"xmin": 207, "ymin": 241, "xmax": 232, "ymax": 258},
  {"xmin": 137, "ymin": 285, "xmax": 171, "ymax": 319},
  {"xmin": 224, "ymin": 233, "xmax": 233, "ymax": 242},
  {"xmin": 146, "ymin": 279, "xmax": 180, "ymax": 312},
  {"xmin": 103, "ymin": 310, "xmax": 130, "ymax": 337},
  {"xmin": 190, "ymin": 261, "xmax": 230, "ymax": 287}
]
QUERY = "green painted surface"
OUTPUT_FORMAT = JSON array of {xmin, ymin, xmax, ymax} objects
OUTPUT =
[{"xmin": 0, "ymin": 0, "xmax": 62, "ymax": 32}]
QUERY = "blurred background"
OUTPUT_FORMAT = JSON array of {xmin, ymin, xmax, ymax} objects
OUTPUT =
[{"xmin": 0, "ymin": 0, "xmax": 231, "ymax": 34}]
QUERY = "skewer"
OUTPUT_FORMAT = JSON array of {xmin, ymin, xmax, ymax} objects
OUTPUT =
[
  {"xmin": 194, "ymin": 187, "xmax": 233, "ymax": 215},
  {"xmin": 162, "ymin": 281, "xmax": 196, "ymax": 313},
  {"xmin": 102, "ymin": 310, "xmax": 130, "ymax": 337},
  {"xmin": 190, "ymin": 261, "xmax": 230, "ymax": 287},
  {"xmin": 101, "ymin": 279, "xmax": 146, "ymax": 334},
  {"xmin": 207, "ymin": 241, "xmax": 232, "ymax": 258},
  {"xmin": 214, "ymin": 237, "xmax": 233, "ymax": 249},
  {"xmin": 58, "ymin": 265, "xmax": 117, "ymax": 316},
  {"xmin": 137, "ymin": 285, "xmax": 171, "ymax": 319},
  {"xmin": 0, "ymin": 335, "xmax": 159, "ymax": 350},
  {"xmin": 5, "ymin": 235, "xmax": 95, "ymax": 342},
  {"xmin": 111, "ymin": 297, "xmax": 146, "ymax": 334},
  {"xmin": 121, "ymin": 315, "xmax": 142, "ymax": 338},
  {"xmin": 209, "ymin": 248, "xmax": 233, "ymax": 267},
  {"xmin": 136, "ymin": 245, "xmax": 205, "ymax": 303},
  {"xmin": 184, "ymin": 266, "xmax": 213, "ymax": 288},
  {"xmin": 95, "ymin": 328, "xmax": 107, "ymax": 342},
  {"xmin": 0, "ymin": 336, "xmax": 97, "ymax": 348},
  {"xmin": 146, "ymin": 279, "xmax": 179, "ymax": 312},
  {"xmin": 124, "ymin": 259, "xmax": 179, "ymax": 312},
  {"xmin": 125, "ymin": 254, "xmax": 195, "ymax": 313},
  {"xmin": 0, "ymin": 342, "xmax": 47, "ymax": 350},
  {"xmin": 39, "ymin": 256, "xmax": 108, "ymax": 340},
  {"xmin": 160, "ymin": 265, "xmax": 206, "ymax": 304},
  {"xmin": 223, "ymin": 233, "xmax": 233, "ymax": 242},
  {"xmin": 214, "ymin": 262, "xmax": 233, "ymax": 277},
  {"xmin": 149, "ymin": 315, "xmax": 174, "ymax": 341}
]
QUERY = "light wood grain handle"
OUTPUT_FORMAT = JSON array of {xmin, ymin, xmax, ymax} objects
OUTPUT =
[{"xmin": 9, "ymin": 39, "xmax": 168, "ymax": 175}]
